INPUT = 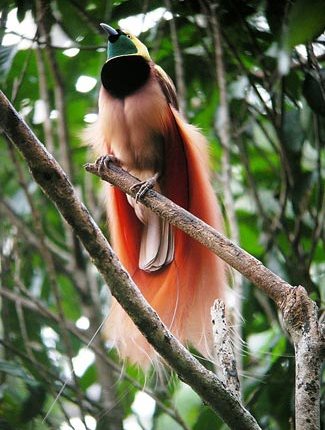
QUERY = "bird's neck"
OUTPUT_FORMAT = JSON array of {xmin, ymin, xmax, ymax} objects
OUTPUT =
[{"xmin": 101, "ymin": 55, "xmax": 151, "ymax": 98}]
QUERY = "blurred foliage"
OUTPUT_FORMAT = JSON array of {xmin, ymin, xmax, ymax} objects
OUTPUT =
[{"xmin": 0, "ymin": 0, "xmax": 324, "ymax": 429}]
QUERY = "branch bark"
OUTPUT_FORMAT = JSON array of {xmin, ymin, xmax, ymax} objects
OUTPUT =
[
  {"xmin": 86, "ymin": 158, "xmax": 291, "ymax": 307},
  {"xmin": 0, "ymin": 91, "xmax": 261, "ymax": 430},
  {"xmin": 86, "ymin": 156, "xmax": 325, "ymax": 429},
  {"xmin": 282, "ymin": 287, "xmax": 324, "ymax": 429},
  {"xmin": 211, "ymin": 300, "xmax": 240, "ymax": 400}
]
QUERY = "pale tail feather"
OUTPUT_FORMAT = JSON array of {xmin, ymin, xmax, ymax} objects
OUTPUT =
[
  {"xmin": 139, "ymin": 213, "xmax": 174, "ymax": 272},
  {"xmin": 127, "ymin": 195, "xmax": 175, "ymax": 272}
]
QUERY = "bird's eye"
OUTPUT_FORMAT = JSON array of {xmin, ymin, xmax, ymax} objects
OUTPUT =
[{"xmin": 126, "ymin": 34, "xmax": 131, "ymax": 39}]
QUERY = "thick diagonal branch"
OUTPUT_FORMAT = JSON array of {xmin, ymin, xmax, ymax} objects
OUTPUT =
[
  {"xmin": 0, "ymin": 91, "xmax": 261, "ymax": 430},
  {"xmin": 86, "ymin": 159, "xmax": 292, "ymax": 307}
]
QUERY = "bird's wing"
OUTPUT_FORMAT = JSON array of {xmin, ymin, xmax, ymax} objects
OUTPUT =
[{"xmin": 153, "ymin": 64, "xmax": 179, "ymax": 110}]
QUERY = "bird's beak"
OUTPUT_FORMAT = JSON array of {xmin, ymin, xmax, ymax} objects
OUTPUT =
[{"xmin": 100, "ymin": 23, "xmax": 119, "ymax": 37}]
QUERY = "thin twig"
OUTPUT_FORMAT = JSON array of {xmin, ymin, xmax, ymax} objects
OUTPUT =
[
  {"xmin": 35, "ymin": 44, "xmax": 55, "ymax": 154},
  {"xmin": 165, "ymin": 0, "xmax": 187, "ymax": 116},
  {"xmin": 4, "ymin": 30, "xmax": 106, "ymax": 49},
  {"xmin": 0, "ymin": 197, "xmax": 68, "ymax": 260}
]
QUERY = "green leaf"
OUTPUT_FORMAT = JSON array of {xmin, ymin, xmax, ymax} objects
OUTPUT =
[
  {"xmin": 303, "ymin": 69, "xmax": 325, "ymax": 116},
  {"xmin": 156, "ymin": 414, "xmax": 183, "ymax": 430},
  {"xmin": 0, "ymin": 360, "xmax": 37, "ymax": 385},
  {"xmin": 80, "ymin": 364, "xmax": 97, "ymax": 391},
  {"xmin": 16, "ymin": 0, "xmax": 33, "ymax": 22},
  {"xmin": 194, "ymin": 407, "xmax": 225, "ymax": 430},
  {"xmin": 286, "ymin": 0, "xmax": 325, "ymax": 48},
  {"xmin": 282, "ymin": 109, "xmax": 305, "ymax": 152},
  {"xmin": 0, "ymin": 45, "xmax": 18, "ymax": 83}
]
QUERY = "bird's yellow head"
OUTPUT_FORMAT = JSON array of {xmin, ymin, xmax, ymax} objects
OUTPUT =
[{"xmin": 100, "ymin": 23, "xmax": 150, "ymax": 61}]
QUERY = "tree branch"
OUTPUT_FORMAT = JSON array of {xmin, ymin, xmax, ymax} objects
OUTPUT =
[
  {"xmin": 86, "ymin": 140, "xmax": 324, "ymax": 429},
  {"xmin": 0, "ymin": 91, "xmax": 261, "ymax": 430},
  {"xmin": 211, "ymin": 300, "xmax": 240, "ymax": 400},
  {"xmin": 283, "ymin": 287, "xmax": 324, "ymax": 429},
  {"xmin": 86, "ymin": 158, "xmax": 291, "ymax": 307}
]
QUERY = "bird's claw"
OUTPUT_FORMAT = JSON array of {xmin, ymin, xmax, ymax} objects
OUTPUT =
[
  {"xmin": 131, "ymin": 173, "xmax": 159, "ymax": 202},
  {"xmin": 95, "ymin": 155, "xmax": 120, "ymax": 174}
]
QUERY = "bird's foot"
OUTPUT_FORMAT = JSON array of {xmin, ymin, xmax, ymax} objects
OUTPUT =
[
  {"xmin": 95, "ymin": 154, "xmax": 121, "ymax": 174},
  {"xmin": 131, "ymin": 173, "xmax": 159, "ymax": 203}
]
